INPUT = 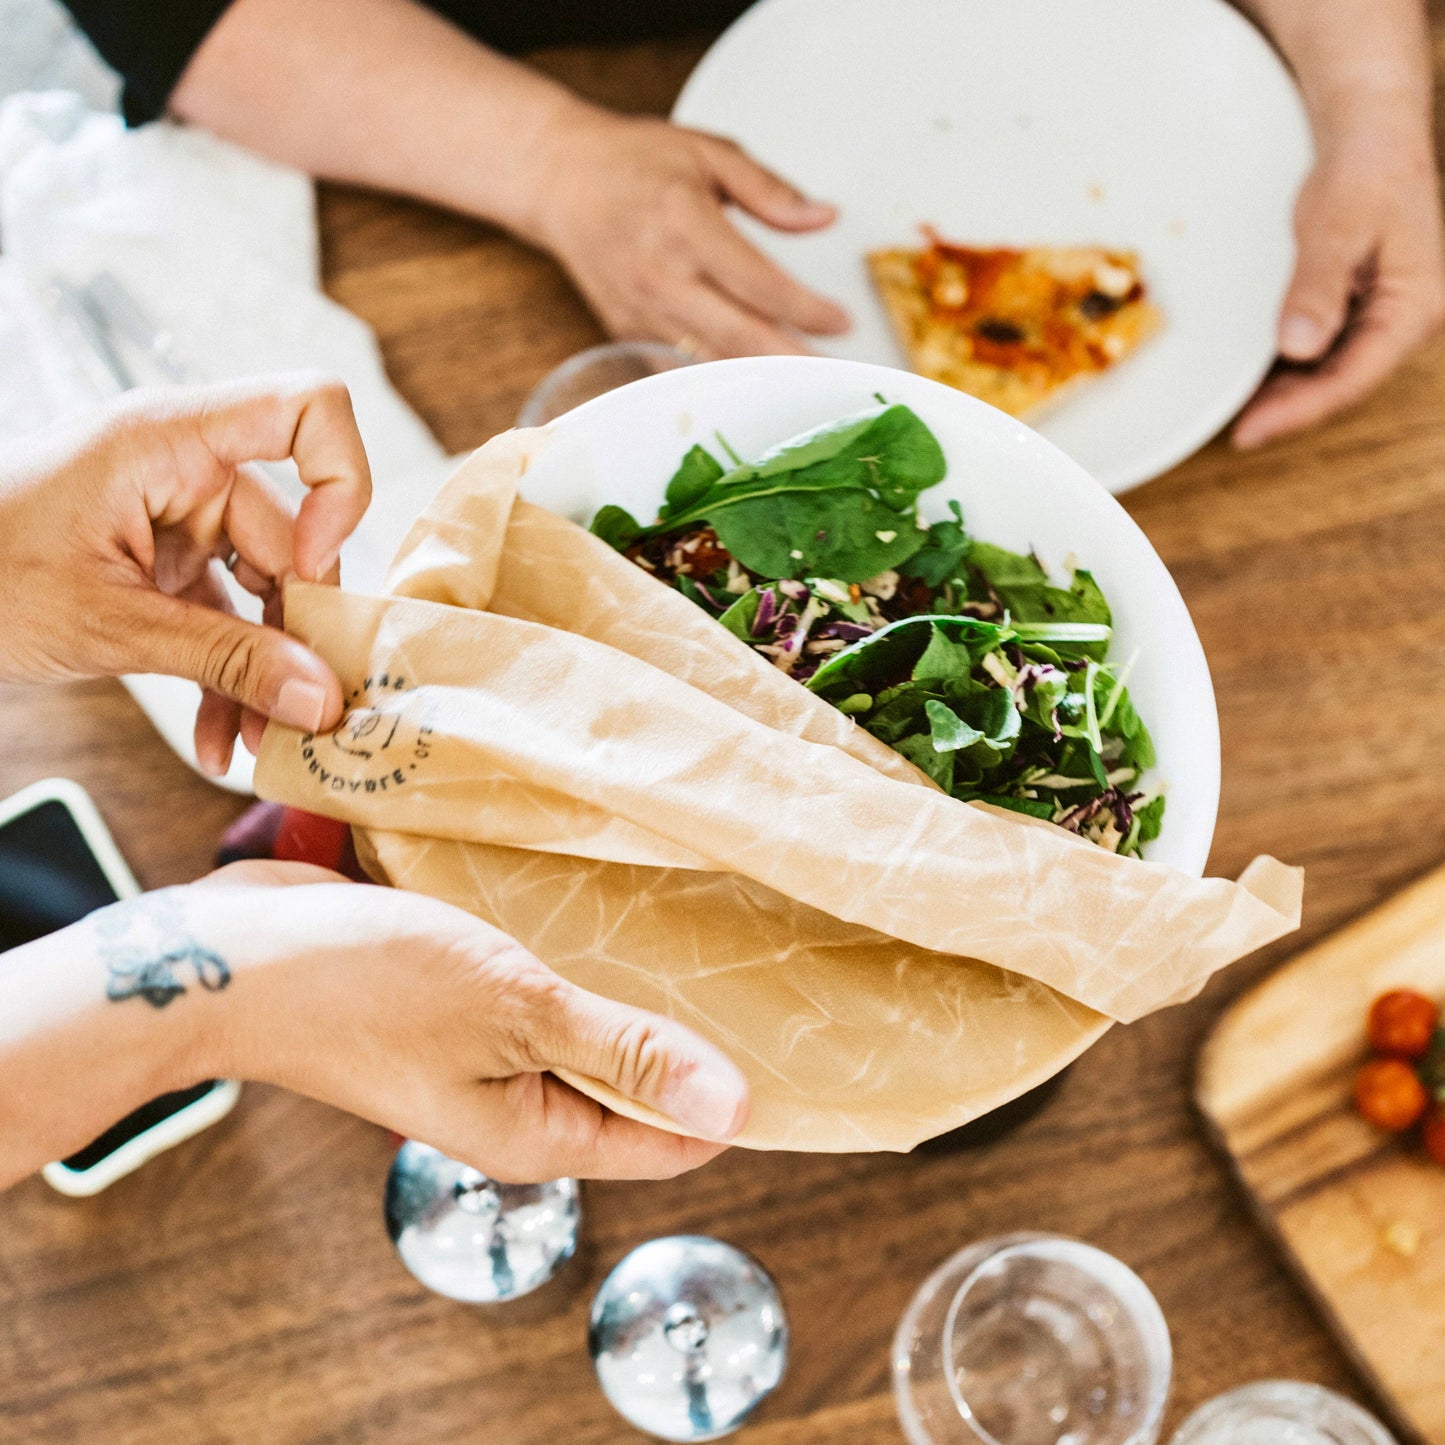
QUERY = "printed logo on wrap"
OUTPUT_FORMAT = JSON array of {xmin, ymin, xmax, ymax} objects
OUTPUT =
[{"xmin": 299, "ymin": 674, "xmax": 435, "ymax": 796}]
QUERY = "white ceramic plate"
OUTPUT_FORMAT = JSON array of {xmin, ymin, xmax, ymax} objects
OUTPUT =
[
  {"xmin": 519, "ymin": 355, "xmax": 1220, "ymax": 874},
  {"xmin": 673, "ymin": 0, "xmax": 1313, "ymax": 494}
]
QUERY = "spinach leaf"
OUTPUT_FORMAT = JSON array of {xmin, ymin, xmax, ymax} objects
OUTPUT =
[
  {"xmin": 925, "ymin": 699, "xmax": 983, "ymax": 752},
  {"xmin": 659, "ymin": 445, "xmax": 724, "ymax": 520},
  {"xmin": 949, "ymin": 685, "xmax": 1020, "ymax": 764},
  {"xmin": 710, "ymin": 488, "xmax": 926, "ymax": 581},
  {"xmin": 912, "ymin": 625, "xmax": 990, "ymax": 684},
  {"xmin": 895, "ymin": 733, "xmax": 954, "ymax": 790},
  {"xmin": 960, "ymin": 793, "xmax": 1056, "ymax": 820},
  {"xmin": 735, "ymin": 403, "xmax": 945, "ymax": 508},
  {"xmin": 899, "ymin": 500, "xmax": 971, "ymax": 588},
  {"xmin": 716, "ymin": 587, "xmax": 761, "ymax": 641},
  {"xmin": 590, "ymin": 504, "xmax": 643, "ymax": 550},
  {"xmin": 805, "ymin": 616, "xmax": 1011, "ymax": 700},
  {"xmin": 865, "ymin": 681, "xmax": 942, "ymax": 744},
  {"xmin": 675, "ymin": 574, "xmax": 707, "ymax": 608},
  {"xmin": 635, "ymin": 404, "xmax": 946, "ymax": 582}
]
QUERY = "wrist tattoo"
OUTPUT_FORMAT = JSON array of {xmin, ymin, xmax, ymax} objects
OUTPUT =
[{"xmin": 97, "ymin": 891, "xmax": 231, "ymax": 1009}]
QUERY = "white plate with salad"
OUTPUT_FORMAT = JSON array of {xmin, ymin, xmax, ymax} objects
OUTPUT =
[
  {"xmin": 671, "ymin": 0, "xmax": 1312, "ymax": 494},
  {"xmin": 520, "ymin": 354, "xmax": 1221, "ymax": 874}
]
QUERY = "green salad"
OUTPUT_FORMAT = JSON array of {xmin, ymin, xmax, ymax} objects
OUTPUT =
[{"xmin": 592, "ymin": 402, "xmax": 1164, "ymax": 857}]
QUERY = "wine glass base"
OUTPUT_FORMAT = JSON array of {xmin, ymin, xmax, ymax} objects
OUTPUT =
[
  {"xmin": 894, "ymin": 1233, "xmax": 1171, "ymax": 1445},
  {"xmin": 590, "ymin": 1235, "xmax": 788, "ymax": 1442},
  {"xmin": 1168, "ymin": 1381, "xmax": 1398, "ymax": 1445},
  {"xmin": 384, "ymin": 1141, "xmax": 581, "ymax": 1304}
]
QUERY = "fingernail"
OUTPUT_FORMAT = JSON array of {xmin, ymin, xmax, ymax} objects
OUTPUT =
[
  {"xmin": 308, "ymin": 547, "xmax": 341, "ymax": 584},
  {"xmin": 793, "ymin": 198, "xmax": 836, "ymax": 224},
  {"xmin": 197, "ymin": 745, "xmax": 228, "ymax": 777},
  {"xmin": 662, "ymin": 1060, "xmax": 749, "ymax": 1141},
  {"xmin": 275, "ymin": 678, "xmax": 329, "ymax": 732},
  {"xmin": 1279, "ymin": 314, "xmax": 1324, "ymax": 360}
]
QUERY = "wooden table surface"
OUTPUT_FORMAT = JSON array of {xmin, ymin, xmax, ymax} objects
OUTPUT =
[{"xmin": 4, "ymin": 27, "xmax": 1445, "ymax": 1445}]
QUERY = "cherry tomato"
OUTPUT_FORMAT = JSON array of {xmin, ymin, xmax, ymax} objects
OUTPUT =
[
  {"xmin": 1424, "ymin": 1111, "xmax": 1445, "ymax": 1169},
  {"xmin": 1354, "ymin": 1058, "xmax": 1429, "ymax": 1132},
  {"xmin": 1367, "ymin": 989, "xmax": 1440, "ymax": 1059}
]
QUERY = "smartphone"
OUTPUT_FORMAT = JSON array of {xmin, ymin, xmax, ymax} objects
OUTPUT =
[{"xmin": 0, "ymin": 778, "xmax": 239, "ymax": 1196}]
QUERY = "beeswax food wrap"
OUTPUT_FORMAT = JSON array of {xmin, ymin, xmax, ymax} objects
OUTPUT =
[{"xmin": 255, "ymin": 429, "xmax": 1302, "ymax": 1151}]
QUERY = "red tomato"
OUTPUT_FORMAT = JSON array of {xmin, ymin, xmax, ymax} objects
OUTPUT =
[
  {"xmin": 1355, "ymin": 1058, "xmax": 1429, "ymax": 1132},
  {"xmin": 1367, "ymin": 989, "xmax": 1440, "ymax": 1059}
]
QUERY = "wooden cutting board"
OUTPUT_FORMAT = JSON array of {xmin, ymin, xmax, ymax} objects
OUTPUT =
[{"xmin": 1196, "ymin": 864, "xmax": 1445, "ymax": 1445}]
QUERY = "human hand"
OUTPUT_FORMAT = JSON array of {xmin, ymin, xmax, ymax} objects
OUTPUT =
[
  {"xmin": 177, "ymin": 863, "xmax": 749, "ymax": 1180},
  {"xmin": 0, "ymin": 376, "xmax": 372, "ymax": 774},
  {"xmin": 1234, "ymin": 110, "xmax": 1445, "ymax": 448},
  {"xmin": 525, "ymin": 105, "xmax": 850, "ymax": 359}
]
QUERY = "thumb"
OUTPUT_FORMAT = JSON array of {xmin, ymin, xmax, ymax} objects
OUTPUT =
[
  {"xmin": 696, "ymin": 132, "xmax": 836, "ymax": 233},
  {"xmin": 533, "ymin": 977, "xmax": 750, "ymax": 1142},
  {"xmin": 1278, "ymin": 180, "xmax": 1372, "ymax": 362},
  {"xmin": 120, "ymin": 588, "xmax": 344, "ymax": 735}
]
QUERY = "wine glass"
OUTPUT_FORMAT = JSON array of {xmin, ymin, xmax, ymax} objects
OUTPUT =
[
  {"xmin": 893, "ymin": 1233, "xmax": 1172, "ymax": 1445},
  {"xmin": 517, "ymin": 341, "xmax": 693, "ymax": 427},
  {"xmin": 589, "ymin": 1235, "xmax": 788, "ymax": 1441},
  {"xmin": 383, "ymin": 1140, "xmax": 580, "ymax": 1303},
  {"xmin": 1168, "ymin": 1382, "xmax": 1398, "ymax": 1444}
]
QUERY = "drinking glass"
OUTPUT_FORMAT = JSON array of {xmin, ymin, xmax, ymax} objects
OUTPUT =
[
  {"xmin": 1168, "ymin": 1382, "xmax": 1398, "ymax": 1445},
  {"xmin": 589, "ymin": 1235, "xmax": 788, "ymax": 1442},
  {"xmin": 383, "ymin": 1140, "xmax": 580, "ymax": 1303},
  {"xmin": 893, "ymin": 1233, "xmax": 1172, "ymax": 1445},
  {"xmin": 517, "ymin": 341, "xmax": 693, "ymax": 427}
]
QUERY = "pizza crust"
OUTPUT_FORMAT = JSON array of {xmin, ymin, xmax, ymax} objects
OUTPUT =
[{"xmin": 868, "ymin": 242, "xmax": 1161, "ymax": 419}]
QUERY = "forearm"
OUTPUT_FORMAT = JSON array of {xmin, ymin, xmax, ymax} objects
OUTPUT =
[
  {"xmin": 0, "ymin": 894, "xmax": 214, "ymax": 1189},
  {"xmin": 1236, "ymin": 0, "xmax": 1435, "ymax": 144},
  {"xmin": 169, "ymin": 0, "xmax": 590, "ymax": 238}
]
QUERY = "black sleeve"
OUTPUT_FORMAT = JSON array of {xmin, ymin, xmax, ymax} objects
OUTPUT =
[
  {"xmin": 62, "ymin": 0, "xmax": 756, "ymax": 128},
  {"xmin": 60, "ymin": 0, "xmax": 235, "ymax": 126}
]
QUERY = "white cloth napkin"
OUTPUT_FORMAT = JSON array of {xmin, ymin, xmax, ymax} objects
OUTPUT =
[{"xmin": 0, "ymin": 91, "xmax": 458, "ymax": 792}]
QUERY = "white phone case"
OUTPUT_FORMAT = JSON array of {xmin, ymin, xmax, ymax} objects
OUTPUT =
[{"xmin": 0, "ymin": 778, "xmax": 242, "ymax": 1196}]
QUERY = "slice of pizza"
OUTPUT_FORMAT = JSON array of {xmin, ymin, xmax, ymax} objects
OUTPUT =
[{"xmin": 867, "ymin": 233, "xmax": 1161, "ymax": 418}]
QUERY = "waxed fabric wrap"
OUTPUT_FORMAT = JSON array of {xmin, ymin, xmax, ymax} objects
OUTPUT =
[{"xmin": 255, "ymin": 429, "xmax": 1302, "ymax": 1151}]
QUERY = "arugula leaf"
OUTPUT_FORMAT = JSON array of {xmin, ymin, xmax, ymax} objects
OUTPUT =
[
  {"xmin": 966, "ymin": 542, "xmax": 1112, "ymax": 660},
  {"xmin": 1119, "ymin": 793, "xmax": 1166, "ymax": 857},
  {"xmin": 590, "ymin": 504, "xmax": 643, "ymax": 550},
  {"xmin": 660, "ymin": 445, "xmax": 724, "ymax": 520},
  {"xmin": 1098, "ymin": 675, "xmax": 1156, "ymax": 771},
  {"xmin": 1131, "ymin": 795, "xmax": 1166, "ymax": 850},
  {"xmin": 634, "ymin": 404, "xmax": 946, "ymax": 582}
]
